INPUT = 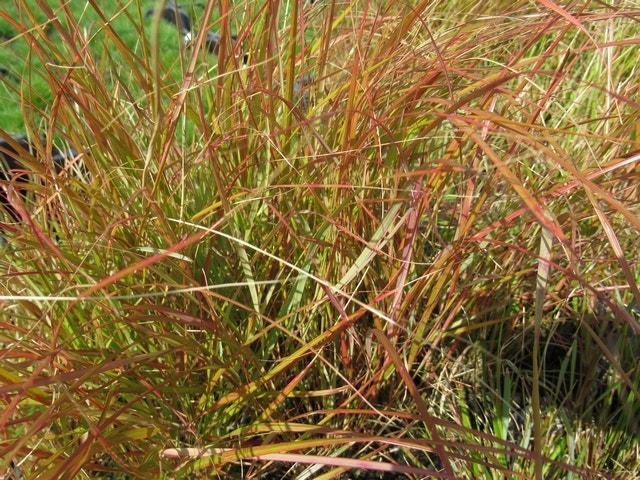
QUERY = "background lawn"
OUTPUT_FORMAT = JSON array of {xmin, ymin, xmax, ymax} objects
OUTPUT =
[{"xmin": 1, "ymin": 0, "xmax": 639, "ymax": 478}]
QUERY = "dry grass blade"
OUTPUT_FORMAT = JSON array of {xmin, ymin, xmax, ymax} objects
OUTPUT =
[{"xmin": 533, "ymin": 226, "xmax": 554, "ymax": 480}]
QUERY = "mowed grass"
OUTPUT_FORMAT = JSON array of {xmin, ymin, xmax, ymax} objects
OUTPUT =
[{"xmin": 1, "ymin": 0, "xmax": 639, "ymax": 478}]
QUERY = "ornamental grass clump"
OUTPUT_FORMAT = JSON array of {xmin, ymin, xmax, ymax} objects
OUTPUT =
[{"xmin": 1, "ymin": 0, "xmax": 639, "ymax": 479}]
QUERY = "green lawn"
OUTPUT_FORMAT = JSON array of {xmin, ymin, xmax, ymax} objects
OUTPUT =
[{"xmin": 1, "ymin": 1, "xmax": 639, "ymax": 479}]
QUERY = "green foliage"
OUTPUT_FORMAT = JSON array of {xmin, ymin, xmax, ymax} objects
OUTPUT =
[{"xmin": 1, "ymin": 0, "xmax": 639, "ymax": 478}]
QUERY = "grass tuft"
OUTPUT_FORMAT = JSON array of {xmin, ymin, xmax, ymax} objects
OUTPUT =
[{"xmin": 1, "ymin": 0, "xmax": 639, "ymax": 478}]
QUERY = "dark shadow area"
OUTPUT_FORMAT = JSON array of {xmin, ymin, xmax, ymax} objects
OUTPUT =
[{"xmin": 0, "ymin": 134, "xmax": 81, "ymax": 223}]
